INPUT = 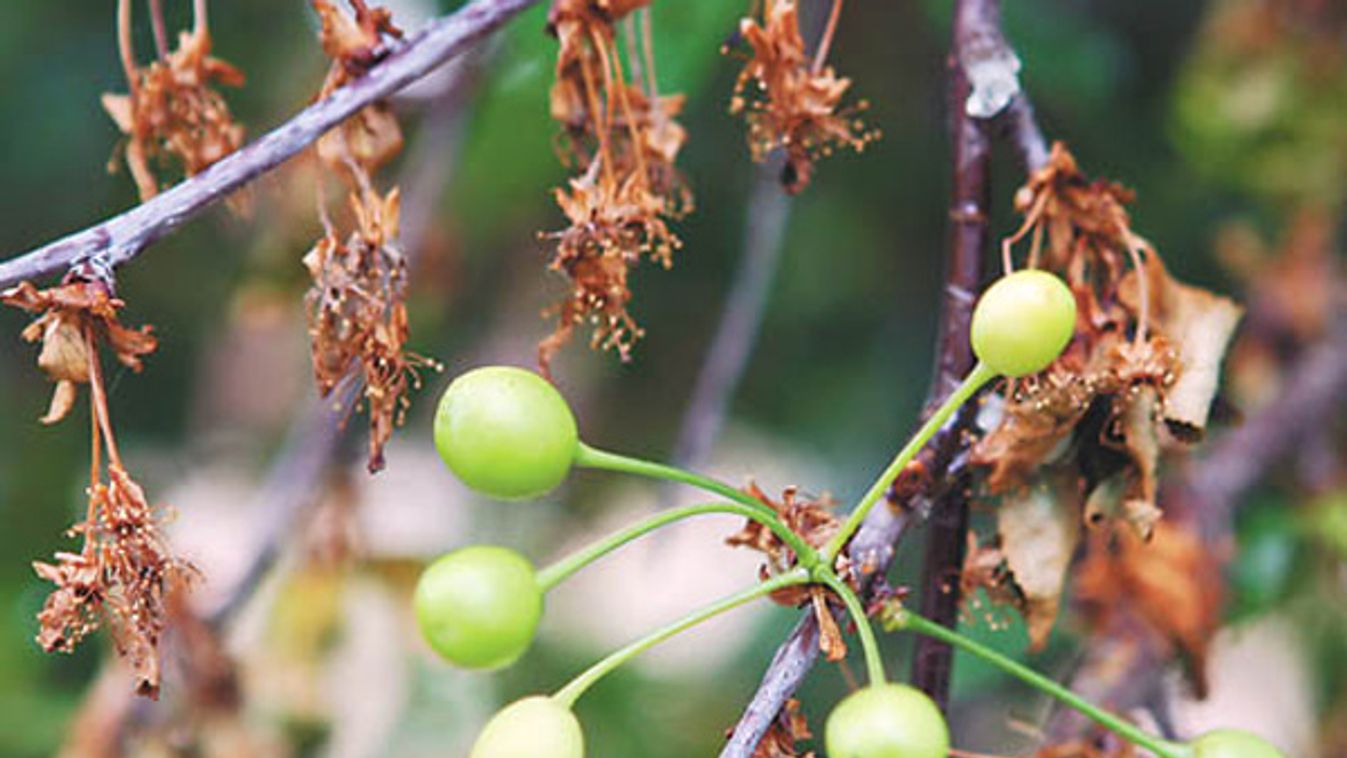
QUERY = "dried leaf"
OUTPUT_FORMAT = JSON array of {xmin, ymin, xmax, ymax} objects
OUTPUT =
[
  {"xmin": 1122, "ymin": 257, "xmax": 1243, "ymax": 439},
  {"xmin": 1075, "ymin": 522, "xmax": 1223, "ymax": 696},
  {"xmin": 998, "ymin": 473, "xmax": 1081, "ymax": 650}
]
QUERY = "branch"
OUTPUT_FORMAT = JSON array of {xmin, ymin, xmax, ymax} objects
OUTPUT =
[
  {"xmin": 908, "ymin": 0, "xmax": 999, "ymax": 711},
  {"xmin": 0, "ymin": 0, "xmax": 540, "ymax": 291},
  {"xmin": 721, "ymin": 0, "xmax": 1035, "ymax": 749}
]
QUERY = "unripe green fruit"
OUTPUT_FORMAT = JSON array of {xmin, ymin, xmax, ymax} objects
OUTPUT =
[
  {"xmin": 469, "ymin": 696, "xmax": 584, "ymax": 758},
  {"xmin": 1191, "ymin": 729, "xmax": 1287, "ymax": 758},
  {"xmin": 825, "ymin": 683, "xmax": 950, "ymax": 758},
  {"xmin": 414, "ymin": 545, "xmax": 542, "ymax": 670},
  {"xmin": 971, "ymin": 269, "xmax": 1077, "ymax": 378},
  {"xmin": 434, "ymin": 366, "xmax": 578, "ymax": 500}
]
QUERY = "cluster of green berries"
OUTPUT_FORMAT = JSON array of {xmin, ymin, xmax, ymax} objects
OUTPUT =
[{"xmin": 414, "ymin": 272, "xmax": 1283, "ymax": 757}]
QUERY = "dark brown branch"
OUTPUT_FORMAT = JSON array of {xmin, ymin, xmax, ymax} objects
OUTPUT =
[
  {"xmin": 909, "ymin": 0, "xmax": 999, "ymax": 709},
  {"xmin": 0, "ymin": 0, "xmax": 539, "ymax": 291}
]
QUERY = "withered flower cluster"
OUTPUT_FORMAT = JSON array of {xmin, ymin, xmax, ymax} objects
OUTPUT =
[
  {"xmin": 964, "ymin": 143, "xmax": 1241, "ymax": 655},
  {"xmin": 3, "ymin": 278, "xmax": 190, "ymax": 698},
  {"xmin": 729, "ymin": 0, "xmax": 877, "ymax": 194},
  {"xmin": 540, "ymin": 0, "xmax": 691, "ymax": 373},
  {"xmin": 727, "ymin": 484, "xmax": 851, "ymax": 663},
  {"xmin": 103, "ymin": 0, "xmax": 245, "ymax": 203},
  {"xmin": 304, "ymin": 0, "xmax": 434, "ymax": 473}
]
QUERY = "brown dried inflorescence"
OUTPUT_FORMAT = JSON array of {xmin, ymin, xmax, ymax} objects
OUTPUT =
[
  {"xmin": 313, "ymin": 0, "xmax": 405, "ymax": 179},
  {"xmin": 729, "ymin": 0, "xmax": 877, "ymax": 194},
  {"xmin": 35, "ymin": 465, "xmax": 192, "ymax": 699},
  {"xmin": 975, "ymin": 143, "xmax": 1242, "ymax": 537},
  {"xmin": 727, "ymin": 484, "xmax": 851, "ymax": 662},
  {"xmin": 304, "ymin": 185, "xmax": 435, "ymax": 473},
  {"xmin": 103, "ymin": 0, "xmax": 245, "ymax": 202},
  {"xmin": 4, "ymin": 277, "xmax": 189, "ymax": 698},
  {"xmin": 540, "ymin": 0, "xmax": 691, "ymax": 373},
  {"xmin": 304, "ymin": 1, "xmax": 434, "ymax": 473},
  {"xmin": 969, "ymin": 143, "xmax": 1241, "ymax": 651}
]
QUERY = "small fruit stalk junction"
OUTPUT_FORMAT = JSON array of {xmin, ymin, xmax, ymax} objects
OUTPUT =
[{"xmin": 418, "ymin": 271, "xmax": 1284, "ymax": 758}]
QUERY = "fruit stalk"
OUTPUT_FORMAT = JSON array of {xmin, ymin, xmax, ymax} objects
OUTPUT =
[{"xmin": 536, "ymin": 501, "xmax": 816, "ymax": 592}]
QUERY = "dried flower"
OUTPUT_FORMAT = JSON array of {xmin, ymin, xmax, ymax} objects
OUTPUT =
[
  {"xmin": 303, "ymin": 185, "xmax": 437, "ymax": 472},
  {"xmin": 2, "ymin": 279, "xmax": 157, "ymax": 425},
  {"xmin": 540, "ymin": 1, "xmax": 690, "ymax": 372},
  {"xmin": 35, "ymin": 465, "xmax": 193, "ymax": 699},
  {"xmin": 729, "ymin": 0, "xmax": 877, "ymax": 193},
  {"xmin": 103, "ymin": 0, "xmax": 245, "ymax": 202}
]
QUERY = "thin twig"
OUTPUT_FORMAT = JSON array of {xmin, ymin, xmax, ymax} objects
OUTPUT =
[
  {"xmin": 671, "ymin": 153, "xmax": 792, "ymax": 474},
  {"xmin": 0, "ymin": 0, "xmax": 540, "ymax": 291}
]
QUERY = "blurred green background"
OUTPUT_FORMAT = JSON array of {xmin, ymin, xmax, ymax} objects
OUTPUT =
[{"xmin": 1, "ymin": 0, "xmax": 1343, "ymax": 756}]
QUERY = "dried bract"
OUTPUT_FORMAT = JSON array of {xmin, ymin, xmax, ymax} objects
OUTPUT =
[
  {"xmin": 2, "ymin": 279, "xmax": 157, "ymax": 425},
  {"xmin": 728, "ymin": 0, "xmax": 877, "ymax": 193},
  {"xmin": 746, "ymin": 698, "xmax": 816, "ymax": 758}
]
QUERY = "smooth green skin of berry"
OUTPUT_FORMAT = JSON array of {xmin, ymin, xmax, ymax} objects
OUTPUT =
[
  {"xmin": 825, "ymin": 683, "xmax": 950, "ymax": 758},
  {"xmin": 1190, "ymin": 729, "xmax": 1287, "ymax": 758},
  {"xmin": 469, "ymin": 696, "xmax": 584, "ymax": 758},
  {"xmin": 434, "ymin": 366, "xmax": 579, "ymax": 500},
  {"xmin": 414, "ymin": 546, "xmax": 542, "ymax": 670},
  {"xmin": 971, "ymin": 269, "xmax": 1077, "ymax": 378}
]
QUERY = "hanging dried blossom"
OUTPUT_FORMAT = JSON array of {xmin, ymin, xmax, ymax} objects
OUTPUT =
[
  {"xmin": 312, "ymin": 0, "xmax": 405, "ymax": 179},
  {"xmin": 303, "ymin": 185, "xmax": 436, "ymax": 473},
  {"xmin": 728, "ymin": 0, "xmax": 877, "ymax": 193},
  {"xmin": 540, "ymin": 1, "xmax": 691, "ymax": 372},
  {"xmin": 303, "ymin": 0, "xmax": 435, "ymax": 472},
  {"xmin": 5, "ymin": 277, "xmax": 189, "ymax": 697},
  {"xmin": 102, "ymin": 0, "xmax": 245, "ymax": 202}
]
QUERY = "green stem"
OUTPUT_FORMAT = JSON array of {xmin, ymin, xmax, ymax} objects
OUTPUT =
[
  {"xmin": 885, "ymin": 608, "xmax": 1189, "ymax": 758},
  {"xmin": 822, "ymin": 362, "xmax": 996, "ymax": 561},
  {"xmin": 816, "ymin": 570, "xmax": 887, "ymax": 686},
  {"xmin": 574, "ymin": 442, "xmax": 775, "ymax": 518},
  {"xmin": 536, "ymin": 501, "xmax": 817, "ymax": 592},
  {"xmin": 552, "ymin": 568, "xmax": 811, "ymax": 707}
]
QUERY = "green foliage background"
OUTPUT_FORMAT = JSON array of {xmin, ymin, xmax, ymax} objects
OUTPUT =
[{"xmin": 0, "ymin": 0, "xmax": 1340, "ymax": 755}]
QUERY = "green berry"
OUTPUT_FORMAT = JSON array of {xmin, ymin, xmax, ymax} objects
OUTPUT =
[
  {"xmin": 469, "ymin": 696, "xmax": 584, "ymax": 758},
  {"xmin": 825, "ymin": 683, "xmax": 950, "ymax": 758},
  {"xmin": 414, "ymin": 545, "xmax": 542, "ymax": 670},
  {"xmin": 1191, "ymin": 729, "xmax": 1287, "ymax": 758},
  {"xmin": 971, "ymin": 269, "xmax": 1077, "ymax": 378},
  {"xmin": 434, "ymin": 366, "xmax": 579, "ymax": 500}
]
